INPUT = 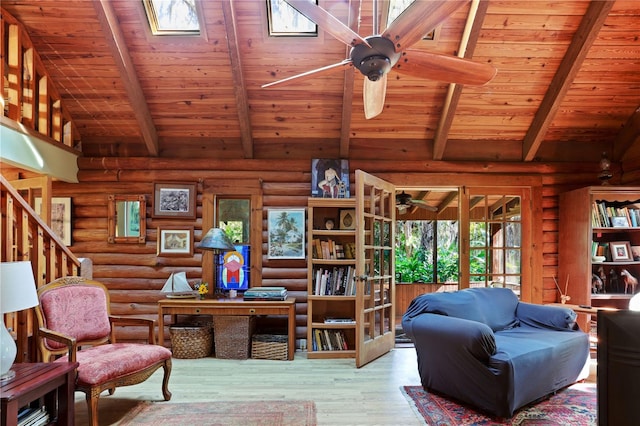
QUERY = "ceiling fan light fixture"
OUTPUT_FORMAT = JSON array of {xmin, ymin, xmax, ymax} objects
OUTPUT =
[{"xmin": 360, "ymin": 56, "xmax": 391, "ymax": 81}]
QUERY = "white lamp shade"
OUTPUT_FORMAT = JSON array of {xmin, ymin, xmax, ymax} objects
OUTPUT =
[{"xmin": 0, "ymin": 261, "xmax": 39, "ymax": 313}]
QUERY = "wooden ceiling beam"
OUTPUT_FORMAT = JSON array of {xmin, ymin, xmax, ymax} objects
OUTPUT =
[
  {"xmin": 339, "ymin": 0, "xmax": 361, "ymax": 159},
  {"xmin": 615, "ymin": 106, "xmax": 640, "ymax": 162},
  {"xmin": 522, "ymin": 0, "xmax": 614, "ymax": 162},
  {"xmin": 223, "ymin": 0, "xmax": 253, "ymax": 159},
  {"xmin": 433, "ymin": 0, "xmax": 488, "ymax": 160},
  {"xmin": 93, "ymin": 0, "xmax": 158, "ymax": 157}
]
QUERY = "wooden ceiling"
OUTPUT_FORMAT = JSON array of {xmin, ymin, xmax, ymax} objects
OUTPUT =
[{"xmin": 2, "ymin": 0, "xmax": 639, "ymax": 163}]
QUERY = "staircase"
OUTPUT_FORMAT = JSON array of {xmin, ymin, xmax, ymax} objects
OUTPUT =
[{"xmin": 1, "ymin": 175, "xmax": 81, "ymax": 362}]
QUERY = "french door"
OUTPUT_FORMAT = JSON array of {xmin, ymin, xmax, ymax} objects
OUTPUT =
[{"xmin": 355, "ymin": 170, "xmax": 396, "ymax": 367}]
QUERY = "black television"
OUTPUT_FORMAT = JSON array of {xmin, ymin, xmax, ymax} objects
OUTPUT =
[{"xmin": 597, "ymin": 310, "xmax": 640, "ymax": 426}]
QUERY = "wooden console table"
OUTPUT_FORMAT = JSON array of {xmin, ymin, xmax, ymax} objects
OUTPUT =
[
  {"xmin": 1, "ymin": 362, "xmax": 78, "ymax": 426},
  {"xmin": 158, "ymin": 297, "xmax": 296, "ymax": 360}
]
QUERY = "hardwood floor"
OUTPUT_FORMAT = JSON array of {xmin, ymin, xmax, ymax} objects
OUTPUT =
[
  {"xmin": 74, "ymin": 347, "xmax": 426, "ymax": 425},
  {"xmin": 74, "ymin": 347, "xmax": 597, "ymax": 425}
]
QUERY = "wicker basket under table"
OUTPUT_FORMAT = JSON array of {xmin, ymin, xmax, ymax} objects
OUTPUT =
[
  {"xmin": 251, "ymin": 334, "xmax": 288, "ymax": 360},
  {"xmin": 169, "ymin": 323, "xmax": 213, "ymax": 359},
  {"xmin": 213, "ymin": 315, "xmax": 255, "ymax": 359}
]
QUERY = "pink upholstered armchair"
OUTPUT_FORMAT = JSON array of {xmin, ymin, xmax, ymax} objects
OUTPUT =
[{"xmin": 34, "ymin": 277, "xmax": 172, "ymax": 426}]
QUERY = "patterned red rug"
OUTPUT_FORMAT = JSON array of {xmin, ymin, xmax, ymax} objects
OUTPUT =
[
  {"xmin": 118, "ymin": 400, "xmax": 317, "ymax": 426},
  {"xmin": 402, "ymin": 382, "xmax": 596, "ymax": 425}
]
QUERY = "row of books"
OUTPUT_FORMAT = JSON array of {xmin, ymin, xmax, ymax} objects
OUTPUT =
[
  {"xmin": 18, "ymin": 407, "xmax": 49, "ymax": 426},
  {"xmin": 312, "ymin": 266, "xmax": 356, "ymax": 296},
  {"xmin": 312, "ymin": 328, "xmax": 349, "ymax": 351},
  {"xmin": 592, "ymin": 201, "xmax": 640, "ymax": 228},
  {"xmin": 311, "ymin": 238, "xmax": 356, "ymax": 259}
]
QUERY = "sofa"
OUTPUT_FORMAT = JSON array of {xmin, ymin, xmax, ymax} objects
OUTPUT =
[{"xmin": 402, "ymin": 287, "xmax": 589, "ymax": 418}]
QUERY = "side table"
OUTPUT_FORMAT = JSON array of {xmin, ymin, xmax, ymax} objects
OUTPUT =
[{"xmin": 1, "ymin": 362, "xmax": 78, "ymax": 426}]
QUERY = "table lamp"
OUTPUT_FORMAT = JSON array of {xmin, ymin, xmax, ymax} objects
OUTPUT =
[
  {"xmin": 197, "ymin": 228, "xmax": 235, "ymax": 298},
  {"xmin": 1, "ymin": 261, "xmax": 39, "ymax": 382}
]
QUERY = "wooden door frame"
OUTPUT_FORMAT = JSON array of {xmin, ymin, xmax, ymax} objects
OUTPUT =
[{"xmin": 201, "ymin": 179, "xmax": 263, "ymax": 289}]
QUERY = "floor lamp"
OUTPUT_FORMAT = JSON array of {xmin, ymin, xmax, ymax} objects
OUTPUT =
[
  {"xmin": 1, "ymin": 261, "xmax": 39, "ymax": 382},
  {"xmin": 198, "ymin": 228, "xmax": 235, "ymax": 298}
]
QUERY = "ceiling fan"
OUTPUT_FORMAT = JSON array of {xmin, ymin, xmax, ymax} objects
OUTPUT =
[
  {"xmin": 396, "ymin": 191, "xmax": 438, "ymax": 213},
  {"xmin": 262, "ymin": 0, "xmax": 497, "ymax": 119}
]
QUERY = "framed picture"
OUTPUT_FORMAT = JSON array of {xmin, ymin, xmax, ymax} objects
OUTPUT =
[
  {"xmin": 157, "ymin": 226, "xmax": 193, "ymax": 256},
  {"xmin": 268, "ymin": 208, "xmax": 305, "ymax": 259},
  {"xmin": 35, "ymin": 197, "xmax": 72, "ymax": 246},
  {"xmin": 153, "ymin": 182, "xmax": 196, "ymax": 218},
  {"xmin": 632, "ymin": 246, "xmax": 640, "ymax": 261},
  {"xmin": 311, "ymin": 159, "xmax": 350, "ymax": 198},
  {"xmin": 339, "ymin": 209, "xmax": 356, "ymax": 230},
  {"xmin": 219, "ymin": 244, "xmax": 251, "ymax": 290},
  {"xmin": 610, "ymin": 241, "xmax": 632, "ymax": 262}
]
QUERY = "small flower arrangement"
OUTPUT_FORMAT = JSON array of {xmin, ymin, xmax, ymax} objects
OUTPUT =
[{"xmin": 195, "ymin": 281, "xmax": 208, "ymax": 299}]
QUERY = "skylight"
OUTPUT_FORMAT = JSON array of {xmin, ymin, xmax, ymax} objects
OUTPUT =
[
  {"xmin": 267, "ymin": 0, "xmax": 317, "ymax": 37},
  {"xmin": 143, "ymin": 0, "xmax": 200, "ymax": 36},
  {"xmin": 387, "ymin": 0, "xmax": 436, "ymax": 41}
]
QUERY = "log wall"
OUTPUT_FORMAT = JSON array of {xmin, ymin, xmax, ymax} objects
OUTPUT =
[{"xmin": 9, "ymin": 157, "xmax": 637, "ymax": 346}]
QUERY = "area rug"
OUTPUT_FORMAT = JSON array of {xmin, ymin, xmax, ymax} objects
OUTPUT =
[
  {"xmin": 402, "ymin": 382, "xmax": 596, "ymax": 425},
  {"xmin": 118, "ymin": 400, "xmax": 317, "ymax": 426}
]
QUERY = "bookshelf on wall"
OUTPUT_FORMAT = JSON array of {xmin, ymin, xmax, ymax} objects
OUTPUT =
[
  {"xmin": 307, "ymin": 197, "xmax": 357, "ymax": 359},
  {"xmin": 559, "ymin": 186, "xmax": 640, "ymax": 330}
]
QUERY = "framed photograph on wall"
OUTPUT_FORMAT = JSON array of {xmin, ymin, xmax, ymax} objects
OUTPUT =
[
  {"xmin": 339, "ymin": 209, "xmax": 356, "ymax": 230},
  {"xmin": 311, "ymin": 159, "xmax": 350, "ymax": 198},
  {"xmin": 153, "ymin": 182, "xmax": 196, "ymax": 218},
  {"xmin": 267, "ymin": 208, "xmax": 305, "ymax": 259},
  {"xmin": 157, "ymin": 226, "xmax": 193, "ymax": 256},
  {"xmin": 35, "ymin": 197, "xmax": 72, "ymax": 246},
  {"xmin": 610, "ymin": 241, "xmax": 632, "ymax": 262}
]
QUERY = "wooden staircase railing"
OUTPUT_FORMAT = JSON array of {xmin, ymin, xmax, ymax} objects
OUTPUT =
[{"xmin": 1, "ymin": 174, "xmax": 81, "ymax": 362}]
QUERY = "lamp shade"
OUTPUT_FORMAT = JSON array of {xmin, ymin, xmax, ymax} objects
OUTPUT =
[
  {"xmin": 198, "ymin": 228, "xmax": 235, "ymax": 252},
  {"xmin": 0, "ymin": 261, "xmax": 39, "ymax": 313}
]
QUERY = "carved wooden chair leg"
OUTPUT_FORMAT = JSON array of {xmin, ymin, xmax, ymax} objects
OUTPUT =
[
  {"xmin": 162, "ymin": 359, "xmax": 172, "ymax": 401},
  {"xmin": 86, "ymin": 389, "xmax": 100, "ymax": 426}
]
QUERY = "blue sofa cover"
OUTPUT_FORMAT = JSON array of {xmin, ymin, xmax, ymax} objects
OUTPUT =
[{"xmin": 402, "ymin": 287, "xmax": 589, "ymax": 418}]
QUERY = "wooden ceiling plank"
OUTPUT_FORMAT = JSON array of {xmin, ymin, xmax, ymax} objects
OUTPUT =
[
  {"xmin": 93, "ymin": 0, "xmax": 159, "ymax": 156},
  {"xmin": 615, "ymin": 106, "xmax": 640, "ymax": 162},
  {"xmin": 522, "ymin": 1, "xmax": 614, "ymax": 162},
  {"xmin": 433, "ymin": 0, "xmax": 488, "ymax": 160},
  {"xmin": 222, "ymin": 0, "xmax": 253, "ymax": 159}
]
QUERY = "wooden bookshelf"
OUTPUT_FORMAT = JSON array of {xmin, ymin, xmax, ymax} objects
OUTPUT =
[
  {"xmin": 559, "ymin": 186, "xmax": 640, "ymax": 331},
  {"xmin": 307, "ymin": 197, "xmax": 357, "ymax": 359}
]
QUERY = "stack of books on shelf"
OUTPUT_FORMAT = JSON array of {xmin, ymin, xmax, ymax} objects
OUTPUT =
[
  {"xmin": 18, "ymin": 407, "xmax": 49, "ymax": 426},
  {"xmin": 592, "ymin": 201, "xmax": 640, "ymax": 228},
  {"xmin": 312, "ymin": 328, "xmax": 349, "ymax": 351},
  {"xmin": 243, "ymin": 287, "xmax": 287, "ymax": 301},
  {"xmin": 312, "ymin": 238, "xmax": 342, "ymax": 259},
  {"xmin": 313, "ymin": 266, "xmax": 356, "ymax": 296}
]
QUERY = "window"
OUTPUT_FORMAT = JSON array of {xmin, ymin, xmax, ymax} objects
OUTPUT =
[
  {"xmin": 217, "ymin": 198, "xmax": 250, "ymax": 244},
  {"xmin": 468, "ymin": 194, "xmax": 523, "ymax": 296},
  {"xmin": 143, "ymin": 0, "xmax": 200, "ymax": 36},
  {"xmin": 395, "ymin": 220, "xmax": 459, "ymax": 284},
  {"xmin": 267, "ymin": 0, "xmax": 317, "ymax": 37}
]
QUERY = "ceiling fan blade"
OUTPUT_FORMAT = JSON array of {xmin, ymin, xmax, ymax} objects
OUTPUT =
[
  {"xmin": 262, "ymin": 59, "xmax": 353, "ymax": 88},
  {"xmin": 363, "ymin": 74, "xmax": 387, "ymax": 119},
  {"xmin": 284, "ymin": 0, "xmax": 370, "ymax": 47},
  {"xmin": 382, "ymin": 1, "xmax": 468, "ymax": 52},
  {"xmin": 395, "ymin": 49, "xmax": 497, "ymax": 86}
]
